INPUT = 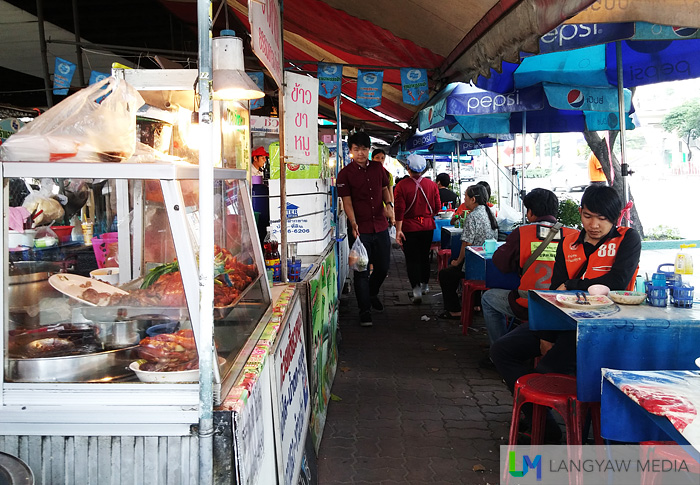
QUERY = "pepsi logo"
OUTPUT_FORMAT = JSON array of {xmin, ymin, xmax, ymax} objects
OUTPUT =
[
  {"xmin": 673, "ymin": 27, "xmax": 698, "ymax": 38},
  {"xmin": 567, "ymin": 89, "xmax": 585, "ymax": 108},
  {"xmin": 406, "ymin": 69, "xmax": 422, "ymax": 82},
  {"xmin": 363, "ymin": 73, "xmax": 378, "ymax": 85},
  {"xmin": 322, "ymin": 64, "xmax": 338, "ymax": 75}
]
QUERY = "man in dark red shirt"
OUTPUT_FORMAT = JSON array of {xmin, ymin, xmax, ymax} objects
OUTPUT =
[{"xmin": 337, "ymin": 132, "xmax": 395, "ymax": 326}]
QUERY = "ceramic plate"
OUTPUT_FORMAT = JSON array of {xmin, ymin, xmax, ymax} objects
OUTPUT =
[
  {"xmin": 555, "ymin": 293, "xmax": 615, "ymax": 309},
  {"xmin": 49, "ymin": 273, "xmax": 128, "ymax": 306}
]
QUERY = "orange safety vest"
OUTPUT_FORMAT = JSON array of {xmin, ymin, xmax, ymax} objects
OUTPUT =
[
  {"xmin": 562, "ymin": 227, "xmax": 638, "ymax": 290},
  {"xmin": 515, "ymin": 223, "xmax": 578, "ymax": 308}
]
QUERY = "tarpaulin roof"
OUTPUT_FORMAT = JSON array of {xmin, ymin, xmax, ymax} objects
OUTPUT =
[{"xmin": 160, "ymin": 0, "xmax": 597, "ymax": 142}]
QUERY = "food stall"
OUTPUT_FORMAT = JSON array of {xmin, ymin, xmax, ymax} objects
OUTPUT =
[{"xmin": 0, "ymin": 70, "xmax": 278, "ymax": 483}]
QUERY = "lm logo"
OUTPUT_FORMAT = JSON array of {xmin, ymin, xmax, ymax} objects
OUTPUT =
[{"xmin": 509, "ymin": 451, "xmax": 542, "ymax": 480}]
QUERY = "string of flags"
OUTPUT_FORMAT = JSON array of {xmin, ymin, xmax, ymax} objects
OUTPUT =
[{"xmin": 316, "ymin": 63, "xmax": 429, "ymax": 107}]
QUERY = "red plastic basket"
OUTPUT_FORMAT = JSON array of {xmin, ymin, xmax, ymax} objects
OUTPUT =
[{"xmin": 92, "ymin": 232, "xmax": 119, "ymax": 268}]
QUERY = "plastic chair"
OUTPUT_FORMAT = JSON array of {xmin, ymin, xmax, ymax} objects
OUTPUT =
[
  {"xmin": 436, "ymin": 249, "xmax": 452, "ymax": 278},
  {"xmin": 460, "ymin": 279, "xmax": 488, "ymax": 335},
  {"xmin": 508, "ymin": 373, "xmax": 602, "ymax": 446},
  {"xmin": 639, "ymin": 441, "xmax": 700, "ymax": 485}
]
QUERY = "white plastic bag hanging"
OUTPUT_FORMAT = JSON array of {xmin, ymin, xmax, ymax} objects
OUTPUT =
[
  {"xmin": 348, "ymin": 238, "xmax": 369, "ymax": 272},
  {"xmin": 0, "ymin": 77, "xmax": 144, "ymax": 163}
]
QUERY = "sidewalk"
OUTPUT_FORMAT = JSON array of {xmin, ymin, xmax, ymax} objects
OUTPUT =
[{"xmin": 317, "ymin": 246, "xmax": 511, "ymax": 484}]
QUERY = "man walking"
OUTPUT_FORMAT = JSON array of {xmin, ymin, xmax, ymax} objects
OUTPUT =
[{"xmin": 337, "ymin": 132, "xmax": 395, "ymax": 326}]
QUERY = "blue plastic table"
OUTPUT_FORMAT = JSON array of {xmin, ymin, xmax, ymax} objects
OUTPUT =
[
  {"xmin": 441, "ymin": 226, "xmax": 461, "ymax": 259},
  {"xmin": 529, "ymin": 291, "xmax": 700, "ymax": 403},
  {"xmin": 433, "ymin": 218, "xmax": 452, "ymax": 243},
  {"xmin": 464, "ymin": 245, "xmax": 519, "ymax": 290}
]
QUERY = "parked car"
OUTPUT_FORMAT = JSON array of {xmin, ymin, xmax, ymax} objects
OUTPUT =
[
  {"xmin": 460, "ymin": 164, "xmax": 475, "ymax": 182},
  {"xmin": 549, "ymin": 161, "xmax": 589, "ymax": 192}
]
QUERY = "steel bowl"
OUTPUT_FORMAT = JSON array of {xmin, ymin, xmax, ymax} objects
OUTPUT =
[
  {"xmin": 7, "ymin": 346, "xmax": 137, "ymax": 382},
  {"xmin": 92, "ymin": 320, "xmax": 147, "ymax": 349}
]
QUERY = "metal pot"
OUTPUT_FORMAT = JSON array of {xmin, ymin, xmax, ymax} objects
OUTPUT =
[
  {"xmin": 8, "ymin": 262, "xmax": 67, "ymax": 328},
  {"xmin": 92, "ymin": 319, "xmax": 148, "ymax": 349}
]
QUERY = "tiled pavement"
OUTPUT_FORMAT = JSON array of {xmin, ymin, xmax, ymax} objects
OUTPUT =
[{"xmin": 317, "ymin": 246, "xmax": 513, "ymax": 485}]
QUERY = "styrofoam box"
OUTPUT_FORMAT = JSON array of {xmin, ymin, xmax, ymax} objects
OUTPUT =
[{"xmin": 268, "ymin": 179, "xmax": 332, "ymax": 256}]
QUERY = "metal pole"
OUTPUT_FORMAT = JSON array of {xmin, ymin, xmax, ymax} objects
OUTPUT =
[
  {"xmin": 616, "ymin": 42, "xmax": 630, "ymax": 220},
  {"xmin": 496, "ymin": 136, "xmax": 500, "ymax": 209},
  {"xmin": 279, "ymin": 0, "xmax": 288, "ymax": 282},
  {"xmin": 71, "ymin": 0, "xmax": 85, "ymax": 86},
  {"xmin": 196, "ymin": 1, "xmax": 214, "ymax": 484},
  {"xmin": 455, "ymin": 141, "xmax": 460, "ymax": 207},
  {"xmin": 35, "ymin": 0, "xmax": 53, "ymax": 107},
  {"xmin": 521, "ymin": 111, "xmax": 527, "ymax": 222}
]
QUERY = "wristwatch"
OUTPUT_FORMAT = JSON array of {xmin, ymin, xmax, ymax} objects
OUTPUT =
[{"xmin": 387, "ymin": 202, "xmax": 394, "ymax": 207}]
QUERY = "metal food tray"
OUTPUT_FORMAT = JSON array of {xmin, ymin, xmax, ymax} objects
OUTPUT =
[{"xmin": 7, "ymin": 346, "xmax": 137, "ymax": 382}]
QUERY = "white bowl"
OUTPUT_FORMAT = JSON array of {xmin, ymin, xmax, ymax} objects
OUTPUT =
[
  {"xmin": 90, "ymin": 268, "xmax": 120, "ymax": 286},
  {"xmin": 438, "ymin": 211, "xmax": 454, "ymax": 220},
  {"xmin": 130, "ymin": 357, "xmax": 226, "ymax": 383},
  {"xmin": 8, "ymin": 229, "xmax": 36, "ymax": 248}
]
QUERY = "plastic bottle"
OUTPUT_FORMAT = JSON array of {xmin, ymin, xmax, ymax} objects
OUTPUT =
[
  {"xmin": 263, "ymin": 227, "xmax": 280, "ymax": 282},
  {"xmin": 675, "ymin": 243, "xmax": 696, "ymax": 275}
]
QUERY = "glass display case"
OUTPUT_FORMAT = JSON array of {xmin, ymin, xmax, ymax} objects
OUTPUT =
[{"xmin": 1, "ymin": 162, "xmax": 271, "ymax": 429}]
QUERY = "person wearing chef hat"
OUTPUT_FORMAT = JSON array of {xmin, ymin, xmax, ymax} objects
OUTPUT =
[
  {"xmin": 394, "ymin": 153, "xmax": 441, "ymax": 304},
  {"xmin": 251, "ymin": 146, "xmax": 269, "ymax": 177}
]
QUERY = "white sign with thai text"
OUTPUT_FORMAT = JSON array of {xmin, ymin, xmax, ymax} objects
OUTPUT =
[
  {"xmin": 250, "ymin": 115, "xmax": 280, "ymax": 134},
  {"xmin": 249, "ymin": 0, "xmax": 283, "ymax": 88},
  {"xmin": 272, "ymin": 296, "xmax": 310, "ymax": 485},
  {"xmin": 284, "ymin": 72, "xmax": 319, "ymax": 165}
]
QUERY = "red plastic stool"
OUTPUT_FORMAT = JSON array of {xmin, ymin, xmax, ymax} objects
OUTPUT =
[
  {"xmin": 508, "ymin": 373, "xmax": 601, "ymax": 446},
  {"xmin": 460, "ymin": 279, "xmax": 488, "ymax": 335},
  {"xmin": 640, "ymin": 441, "xmax": 700, "ymax": 484},
  {"xmin": 436, "ymin": 249, "xmax": 452, "ymax": 278}
]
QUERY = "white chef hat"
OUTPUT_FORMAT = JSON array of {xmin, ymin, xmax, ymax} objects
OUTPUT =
[{"xmin": 406, "ymin": 153, "xmax": 427, "ymax": 172}]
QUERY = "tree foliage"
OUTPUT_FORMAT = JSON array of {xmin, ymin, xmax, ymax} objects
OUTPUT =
[{"xmin": 661, "ymin": 98, "xmax": 700, "ymax": 160}]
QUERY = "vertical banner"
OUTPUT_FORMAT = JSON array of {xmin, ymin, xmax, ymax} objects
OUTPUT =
[
  {"xmin": 317, "ymin": 63, "xmax": 342, "ymax": 98},
  {"xmin": 248, "ymin": 72, "xmax": 266, "ymax": 110},
  {"xmin": 249, "ymin": 0, "xmax": 283, "ymax": 88},
  {"xmin": 272, "ymin": 297, "xmax": 310, "ymax": 485},
  {"xmin": 284, "ymin": 72, "xmax": 319, "ymax": 165},
  {"xmin": 88, "ymin": 71, "xmax": 109, "ymax": 85},
  {"xmin": 400, "ymin": 67, "xmax": 429, "ymax": 105},
  {"xmin": 53, "ymin": 57, "xmax": 76, "ymax": 95},
  {"xmin": 356, "ymin": 69, "xmax": 383, "ymax": 108}
]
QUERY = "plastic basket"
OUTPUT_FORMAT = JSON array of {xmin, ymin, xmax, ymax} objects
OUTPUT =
[
  {"xmin": 287, "ymin": 259, "xmax": 302, "ymax": 282},
  {"xmin": 92, "ymin": 236, "xmax": 119, "ymax": 269},
  {"xmin": 657, "ymin": 263, "xmax": 682, "ymax": 289},
  {"xmin": 645, "ymin": 281, "xmax": 668, "ymax": 307},
  {"xmin": 671, "ymin": 285, "xmax": 694, "ymax": 308}
]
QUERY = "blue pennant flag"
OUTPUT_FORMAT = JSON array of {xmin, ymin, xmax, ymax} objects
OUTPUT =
[
  {"xmin": 248, "ymin": 72, "xmax": 265, "ymax": 110},
  {"xmin": 400, "ymin": 68, "xmax": 429, "ymax": 105},
  {"xmin": 356, "ymin": 70, "xmax": 383, "ymax": 108},
  {"xmin": 53, "ymin": 57, "xmax": 77, "ymax": 95},
  {"xmin": 318, "ymin": 63, "xmax": 342, "ymax": 98},
  {"xmin": 89, "ymin": 71, "xmax": 109, "ymax": 85}
]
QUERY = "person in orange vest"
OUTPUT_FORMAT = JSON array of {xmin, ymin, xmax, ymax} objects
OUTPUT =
[
  {"xmin": 588, "ymin": 152, "xmax": 608, "ymax": 186},
  {"xmin": 480, "ymin": 188, "xmax": 575, "ymax": 348},
  {"xmin": 489, "ymin": 185, "xmax": 641, "ymax": 442}
]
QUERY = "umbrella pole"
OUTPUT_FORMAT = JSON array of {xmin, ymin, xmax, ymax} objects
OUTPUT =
[
  {"xmin": 616, "ymin": 42, "xmax": 630, "ymax": 222},
  {"xmin": 496, "ymin": 136, "xmax": 500, "ymax": 210},
  {"xmin": 521, "ymin": 112, "xmax": 527, "ymax": 223},
  {"xmin": 456, "ymin": 141, "xmax": 460, "ymax": 205}
]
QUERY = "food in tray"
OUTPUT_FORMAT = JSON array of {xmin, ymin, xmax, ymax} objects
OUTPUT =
[
  {"xmin": 49, "ymin": 273, "xmax": 128, "ymax": 306},
  {"xmin": 8, "ymin": 323, "xmax": 100, "ymax": 358},
  {"xmin": 76, "ymin": 245, "xmax": 258, "ymax": 308},
  {"xmin": 136, "ymin": 329, "xmax": 198, "ymax": 372},
  {"xmin": 555, "ymin": 293, "xmax": 615, "ymax": 308},
  {"xmin": 607, "ymin": 290, "xmax": 647, "ymax": 305}
]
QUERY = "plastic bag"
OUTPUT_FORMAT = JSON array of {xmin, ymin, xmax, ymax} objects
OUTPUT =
[
  {"xmin": 388, "ymin": 226, "xmax": 397, "ymax": 241},
  {"xmin": 22, "ymin": 179, "xmax": 65, "ymax": 226},
  {"xmin": 496, "ymin": 204, "xmax": 521, "ymax": 232},
  {"xmin": 0, "ymin": 77, "xmax": 144, "ymax": 163},
  {"xmin": 348, "ymin": 237, "xmax": 369, "ymax": 272}
]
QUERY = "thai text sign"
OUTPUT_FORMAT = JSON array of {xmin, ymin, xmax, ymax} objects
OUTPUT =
[
  {"xmin": 284, "ymin": 72, "xmax": 319, "ymax": 165},
  {"xmin": 400, "ymin": 68, "xmax": 429, "ymax": 105},
  {"xmin": 356, "ymin": 69, "xmax": 383, "ymax": 108},
  {"xmin": 249, "ymin": 0, "xmax": 283, "ymax": 88},
  {"xmin": 273, "ymin": 298, "xmax": 310, "ymax": 485},
  {"xmin": 53, "ymin": 57, "xmax": 76, "ymax": 95},
  {"xmin": 317, "ymin": 63, "xmax": 341, "ymax": 98}
]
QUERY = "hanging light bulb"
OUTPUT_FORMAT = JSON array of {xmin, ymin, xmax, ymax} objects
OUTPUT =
[{"xmin": 212, "ymin": 30, "xmax": 265, "ymax": 101}]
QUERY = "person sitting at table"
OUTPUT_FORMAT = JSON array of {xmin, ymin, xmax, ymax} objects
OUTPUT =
[
  {"xmin": 394, "ymin": 154, "xmax": 441, "ymax": 304},
  {"xmin": 481, "ymin": 188, "xmax": 577, "ymax": 348},
  {"xmin": 451, "ymin": 181, "xmax": 496, "ymax": 225},
  {"xmin": 437, "ymin": 184, "xmax": 498, "ymax": 319},
  {"xmin": 489, "ymin": 184, "xmax": 641, "ymax": 442},
  {"xmin": 436, "ymin": 173, "xmax": 459, "ymax": 209}
]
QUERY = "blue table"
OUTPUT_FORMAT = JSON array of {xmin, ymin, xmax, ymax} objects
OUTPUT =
[
  {"xmin": 529, "ymin": 291, "xmax": 700, "ymax": 403},
  {"xmin": 464, "ymin": 245, "xmax": 519, "ymax": 290},
  {"xmin": 441, "ymin": 226, "xmax": 461, "ymax": 259}
]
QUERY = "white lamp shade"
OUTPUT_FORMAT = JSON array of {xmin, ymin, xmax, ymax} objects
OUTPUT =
[{"xmin": 212, "ymin": 36, "xmax": 265, "ymax": 100}]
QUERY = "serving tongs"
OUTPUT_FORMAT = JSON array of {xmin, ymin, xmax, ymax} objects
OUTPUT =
[{"xmin": 575, "ymin": 291, "xmax": 590, "ymax": 305}]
